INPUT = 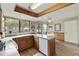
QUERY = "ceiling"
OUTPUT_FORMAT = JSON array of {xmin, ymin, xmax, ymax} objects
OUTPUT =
[
  {"xmin": 1, "ymin": 3, "xmax": 79, "ymax": 22},
  {"xmin": 38, "ymin": 3, "xmax": 79, "ymax": 22},
  {"xmin": 17, "ymin": 3, "xmax": 54, "ymax": 13},
  {"xmin": 1, "ymin": 3, "xmax": 55, "ymax": 21},
  {"xmin": 14, "ymin": 3, "xmax": 73, "ymax": 17},
  {"xmin": 1, "ymin": 3, "xmax": 37, "ymax": 21}
]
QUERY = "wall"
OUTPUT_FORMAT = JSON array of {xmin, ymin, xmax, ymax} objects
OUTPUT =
[
  {"xmin": 64, "ymin": 17, "xmax": 78, "ymax": 44},
  {"xmin": 0, "ymin": 8, "xmax": 5, "ymax": 37},
  {"xmin": 48, "ymin": 20, "xmax": 64, "ymax": 33},
  {"xmin": 0, "ymin": 9, "xmax": 2, "ymax": 31},
  {"xmin": 78, "ymin": 16, "xmax": 79, "ymax": 45},
  {"xmin": 47, "ymin": 16, "xmax": 79, "ymax": 44}
]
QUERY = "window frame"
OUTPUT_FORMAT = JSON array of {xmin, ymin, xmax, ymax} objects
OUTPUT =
[{"xmin": 4, "ymin": 17, "xmax": 31, "ymax": 36}]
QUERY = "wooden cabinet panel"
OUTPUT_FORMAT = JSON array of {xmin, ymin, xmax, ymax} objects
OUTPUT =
[
  {"xmin": 13, "ymin": 36, "xmax": 34, "ymax": 52},
  {"xmin": 48, "ymin": 39, "xmax": 56, "ymax": 56},
  {"xmin": 54, "ymin": 32, "xmax": 64, "ymax": 41},
  {"xmin": 47, "ymin": 32, "xmax": 64, "ymax": 41},
  {"xmin": 34, "ymin": 36, "xmax": 39, "ymax": 50}
]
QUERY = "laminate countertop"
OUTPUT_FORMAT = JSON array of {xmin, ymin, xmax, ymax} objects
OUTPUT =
[
  {"xmin": 1, "ymin": 34, "xmax": 55, "ymax": 41},
  {"xmin": 35, "ymin": 34, "xmax": 55, "ymax": 40}
]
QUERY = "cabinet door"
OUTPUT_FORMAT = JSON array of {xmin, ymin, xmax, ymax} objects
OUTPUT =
[
  {"xmin": 34, "ymin": 36, "xmax": 39, "ymax": 50},
  {"xmin": 13, "ymin": 36, "xmax": 34, "ymax": 52},
  {"xmin": 39, "ymin": 38, "xmax": 48, "ymax": 55}
]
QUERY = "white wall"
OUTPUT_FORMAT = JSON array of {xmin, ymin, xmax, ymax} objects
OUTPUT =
[
  {"xmin": 78, "ymin": 16, "xmax": 79, "ymax": 44},
  {"xmin": 0, "ymin": 10, "xmax": 5, "ymax": 37},
  {"xmin": 0, "ymin": 10, "xmax": 2, "ymax": 32},
  {"xmin": 48, "ymin": 20, "xmax": 64, "ymax": 32},
  {"xmin": 47, "ymin": 16, "xmax": 79, "ymax": 44},
  {"xmin": 64, "ymin": 17, "xmax": 78, "ymax": 44}
]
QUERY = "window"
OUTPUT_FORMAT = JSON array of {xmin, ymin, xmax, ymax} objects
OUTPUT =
[
  {"xmin": 36, "ymin": 23, "xmax": 47, "ymax": 34},
  {"xmin": 37, "ymin": 23, "xmax": 42, "ymax": 34},
  {"xmin": 30, "ymin": 22, "xmax": 35, "ymax": 34},
  {"xmin": 4, "ymin": 17, "xmax": 48, "ymax": 36},
  {"xmin": 4, "ymin": 17, "xmax": 30, "ymax": 37},
  {"xmin": 42, "ymin": 24, "xmax": 48, "ymax": 34},
  {"xmin": 4, "ymin": 18, "xmax": 19, "ymax": 36},
  {"xmin": 35, "ymin": 23, "xmax": 42, "ymax": 34},
  {"xmin": 20, "ymin": 20, "xmax": 30, "ymax": 33}
]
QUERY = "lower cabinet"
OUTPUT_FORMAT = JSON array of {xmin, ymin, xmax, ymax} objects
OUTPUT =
[
  {"xmin": 54, "ymin": 32, "xmax": 64, "ymax": 41},
  {"xmin": 13, "ymin": 35, "xmax": 55, "ymax": 56},
  {"xmin": 13, "ymin": 36, "xmax": 34, "ymax": 52},
  {"xmin": 39, "ymin": 38, "xmax": 56, "ymax": 56},
  {"xmin": 34, "ymin": 36, "xmax": 39, "ymax": 50}
]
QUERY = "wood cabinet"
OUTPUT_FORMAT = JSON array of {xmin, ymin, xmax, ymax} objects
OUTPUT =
[
  {"xmin": 54, "ymin": 32, "xmax": 64, "ymax": 41},
  {"xmin": 34, "ymin": 36, "xmax": 39, "ymax": 50},
  {"xmin": 13, "ymin": 36, "xmax": 34, "ymax": 52},
  {"xmin": 47, "ymin": 32, "xmax": 64, "ymax": 41},
  {"xmin": 13, "ymin": 35, "xmax": 56, "ymax": 56},
  {"xmin": 48, "ymin": 39, "xmax": 56, "ymax": 56}
]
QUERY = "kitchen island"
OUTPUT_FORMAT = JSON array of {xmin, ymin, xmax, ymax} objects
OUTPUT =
[
  {"xmin": 37, "ymin": 34, "xmax": 56, "ymax": 56},
  {"xmin": 0, "ymin": 34, "xmax": 55, "ymax": 56}
]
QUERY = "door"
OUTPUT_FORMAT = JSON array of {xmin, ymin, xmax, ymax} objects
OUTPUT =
[{"xmin": 64, "ymin": 19, "xmax": 78, "ymax": 44}]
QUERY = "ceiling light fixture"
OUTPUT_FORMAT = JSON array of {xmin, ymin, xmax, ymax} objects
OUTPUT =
[
  {"xmin": 48, "ymin": 20, "xmax": 51, "ymax": 23},
  {"xmin": 48, "ymin": 18, "xmax": 52, "ymax": 23},
  {"xmin": 31, "ymin": 3, "xmax": 42, "ymax": 9}
]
